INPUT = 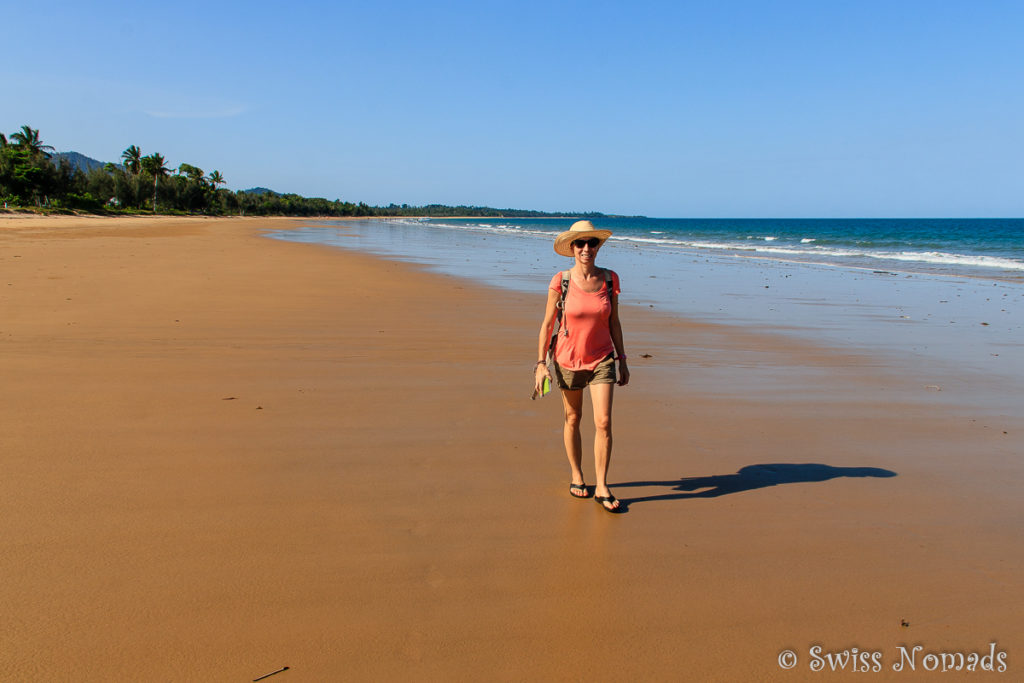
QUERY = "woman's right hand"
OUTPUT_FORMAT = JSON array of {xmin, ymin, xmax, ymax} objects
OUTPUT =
[{"xmin": 534, "ymin": 363, "xmax": 550, "ymax": 394}]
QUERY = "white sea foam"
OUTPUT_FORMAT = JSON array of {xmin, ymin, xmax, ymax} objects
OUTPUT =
[
  {"xmin": 412, "ymin": 219, "xmax": 560, "ymax": 241},
  {"xmin": 801, "ymin": 238, "xmax": 817, "ymax": 243},
  {"xmin": 879, "ymin": 250, "xmax": 1024, "ymax": 271},
  {"xmin": 606, "ymin": 235, "xmax": 1024, "ymax": 272}
]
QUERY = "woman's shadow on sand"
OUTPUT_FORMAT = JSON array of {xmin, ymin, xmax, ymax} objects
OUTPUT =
[{"xmin": 614, "ymin": 463, "xmax": 897, "ymax": 511}]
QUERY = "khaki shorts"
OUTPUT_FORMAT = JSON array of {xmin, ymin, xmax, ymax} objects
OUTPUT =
[{"xmin": 554, "ymin": 354, "xmax": 617, "ymax": 390}]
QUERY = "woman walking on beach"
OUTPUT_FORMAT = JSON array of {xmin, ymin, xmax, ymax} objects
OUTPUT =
[{"xmin": 535, "ymin": 221, "xmax": 629, "ymax": 512}]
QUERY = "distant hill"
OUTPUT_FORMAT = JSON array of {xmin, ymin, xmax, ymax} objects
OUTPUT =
[
  {"xmin": 54, "ymin": 151, "xmax": 117, "ymax": 173},
  {"xmin": 240, "ymin": 187, "xmax": 280, "ymax": 196}
]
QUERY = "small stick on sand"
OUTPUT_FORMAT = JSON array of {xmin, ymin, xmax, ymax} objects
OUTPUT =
[{"xmin": 253, "ymin": 666, "xmax": 289, "ymax": 681}]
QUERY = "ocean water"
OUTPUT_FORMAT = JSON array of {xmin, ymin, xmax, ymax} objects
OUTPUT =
[
  {"xmin": 394, "ymin": 217, "xmax": 1024, "ymax": 280},
  {"xmin": 269, "ymin": 217, "xmax": 1023, "ymax": 414}
]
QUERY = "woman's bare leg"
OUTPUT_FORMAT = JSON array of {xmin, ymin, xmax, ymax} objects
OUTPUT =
[
  {"xmin": 560, "ymin": 388, "xmax": 586, "ymax": 494},
  {"xmin": 589, "ymin": 382, "xmax": 619, "ymax": 509}
]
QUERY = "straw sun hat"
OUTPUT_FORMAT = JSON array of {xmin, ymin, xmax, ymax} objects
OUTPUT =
[{"xmin": 553, "ymin": 220, "xmax": 613, "ymax": 257}]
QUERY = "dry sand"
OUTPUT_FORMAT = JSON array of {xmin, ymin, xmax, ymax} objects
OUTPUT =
[{"xmin": 2, "ymin": 215, "xmax": 1021, "ymax": 681}]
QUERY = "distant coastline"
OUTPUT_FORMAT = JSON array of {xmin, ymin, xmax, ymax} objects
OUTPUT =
[{"xmin": 1, "ymin": 124, "xmax": 626, "ymax": 219}]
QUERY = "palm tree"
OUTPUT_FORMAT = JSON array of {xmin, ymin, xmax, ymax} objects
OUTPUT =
[
  {"xmin": 140, "ymin": 152, "xmax": 170, "ymax": 212},
  {"xmin": 177, "ymin": 163, "xmax": 204, "ymax": 184},
  {"xmin": 10, "ymin": 125, "xmax": 55, "ymax": 158},
  {"xmin": 208, "ymin": 170, "xmax": 225, "ymax": 189},
  {"xmin": 121, "ymin": 145, "xmax": 141, "ymax": 175}
]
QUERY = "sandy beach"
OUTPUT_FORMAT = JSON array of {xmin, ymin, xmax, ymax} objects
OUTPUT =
[{"xmin": 2, "ymin": 215, "xmax": 1021, "ymax": 680}]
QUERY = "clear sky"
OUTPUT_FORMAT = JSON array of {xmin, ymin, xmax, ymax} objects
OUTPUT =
[{"xmin": 4, "ymin": 0, "xmax": 1022, "ymax": 217}]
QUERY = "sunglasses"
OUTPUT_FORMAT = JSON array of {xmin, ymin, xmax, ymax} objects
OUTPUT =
[{"xmin": 572, "ymin": 238, "xmax": 601, "ymax": 249}]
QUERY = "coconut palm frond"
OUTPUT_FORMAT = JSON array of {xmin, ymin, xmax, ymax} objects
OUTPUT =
[
  {"xmin": 10, "ymin": 125, "xmax": 55, "ymax": 157},
  {"xmin": 121, "ymin": 145, "xmax": 142, "ymax": 175}
]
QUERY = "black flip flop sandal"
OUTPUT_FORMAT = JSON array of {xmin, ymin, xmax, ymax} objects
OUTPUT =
[
  {"xmin": 569, "ymin": 482, "xmax": 590, "ymax": 498},
  {"xmin": 595, "ymin": 494, "xmax": 620, "ymax": 512}
]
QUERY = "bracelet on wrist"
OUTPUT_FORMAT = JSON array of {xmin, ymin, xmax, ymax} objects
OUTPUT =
[
  {"xmin": 535, "ymin": 360, "xmax": 546, "ymax": 367},
  {"xmin": 617, "ymin": 354, "xmax": 628, "ymax": 361}
]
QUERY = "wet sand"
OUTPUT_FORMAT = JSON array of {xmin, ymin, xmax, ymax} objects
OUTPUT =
[{"xmin": 2, "ymin": 215, "xmax": 1021, "ymax": 680}]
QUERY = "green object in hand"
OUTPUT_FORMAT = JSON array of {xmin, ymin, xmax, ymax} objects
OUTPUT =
[{"xmin": 532, "ymin": 374, "xmax": 552, "ymax": 400}]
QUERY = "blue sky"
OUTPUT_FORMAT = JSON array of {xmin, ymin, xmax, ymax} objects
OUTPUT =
[{"xmin": 4, "ymin": 0, "xmax": 1022, "ymax": 217}]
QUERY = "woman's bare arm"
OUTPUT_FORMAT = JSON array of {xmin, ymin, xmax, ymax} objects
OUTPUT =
[
  {"xmin": 535, "ymin": 288, "xmax": 560, "ymax": 386},
  {"xmin": 609, "ymin": 286, "xmax": 629, "ymax": 386}
]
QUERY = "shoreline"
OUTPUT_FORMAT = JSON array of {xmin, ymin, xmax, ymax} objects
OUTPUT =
[
  {"xmin": 374, "ymin": 216, "xmax": 1024, "ymax": 282},
  {"xmin": 276, "ymin": 218, "xmax": 1024, "ymax": 419},
  {"xmin": 2, "ymin": 215, "xmax": 1021, "ymax": 679}
]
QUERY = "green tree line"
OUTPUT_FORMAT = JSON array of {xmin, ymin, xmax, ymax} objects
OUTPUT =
[{"xmin": 1, "ymin": 125, "xmax": 608, "ymax": 218}]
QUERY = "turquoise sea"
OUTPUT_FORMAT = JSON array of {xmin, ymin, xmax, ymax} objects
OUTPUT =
[
  {"xmin": 395, "ymin": 217, "xmax": 1024, "ymax": 280},
  {"xmin": 271, "ymin": 217, "xmax": 1023, "ymax": 415}
]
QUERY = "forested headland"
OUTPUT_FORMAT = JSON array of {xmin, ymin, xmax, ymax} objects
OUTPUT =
[{"xmin": 0, "ymin": 125, "xmax": 609, "ymax": 219}]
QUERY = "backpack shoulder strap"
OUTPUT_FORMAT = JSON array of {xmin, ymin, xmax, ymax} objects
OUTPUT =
[
  {"xmin": 554, "ymin": 271, "xmax": 571, "ymax": 336},
  {"xmin": 558, "ymin": 271, "xmax": 570, "ymax": 307},
  {"xmin": 602, "ymin": 269, "xmax": 616, "ymax": 303}
]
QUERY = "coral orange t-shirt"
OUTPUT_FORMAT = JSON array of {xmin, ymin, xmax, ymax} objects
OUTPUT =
[{"xmin": 549, "ymin": 270, "xmax": 621, "ymax": 371}]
